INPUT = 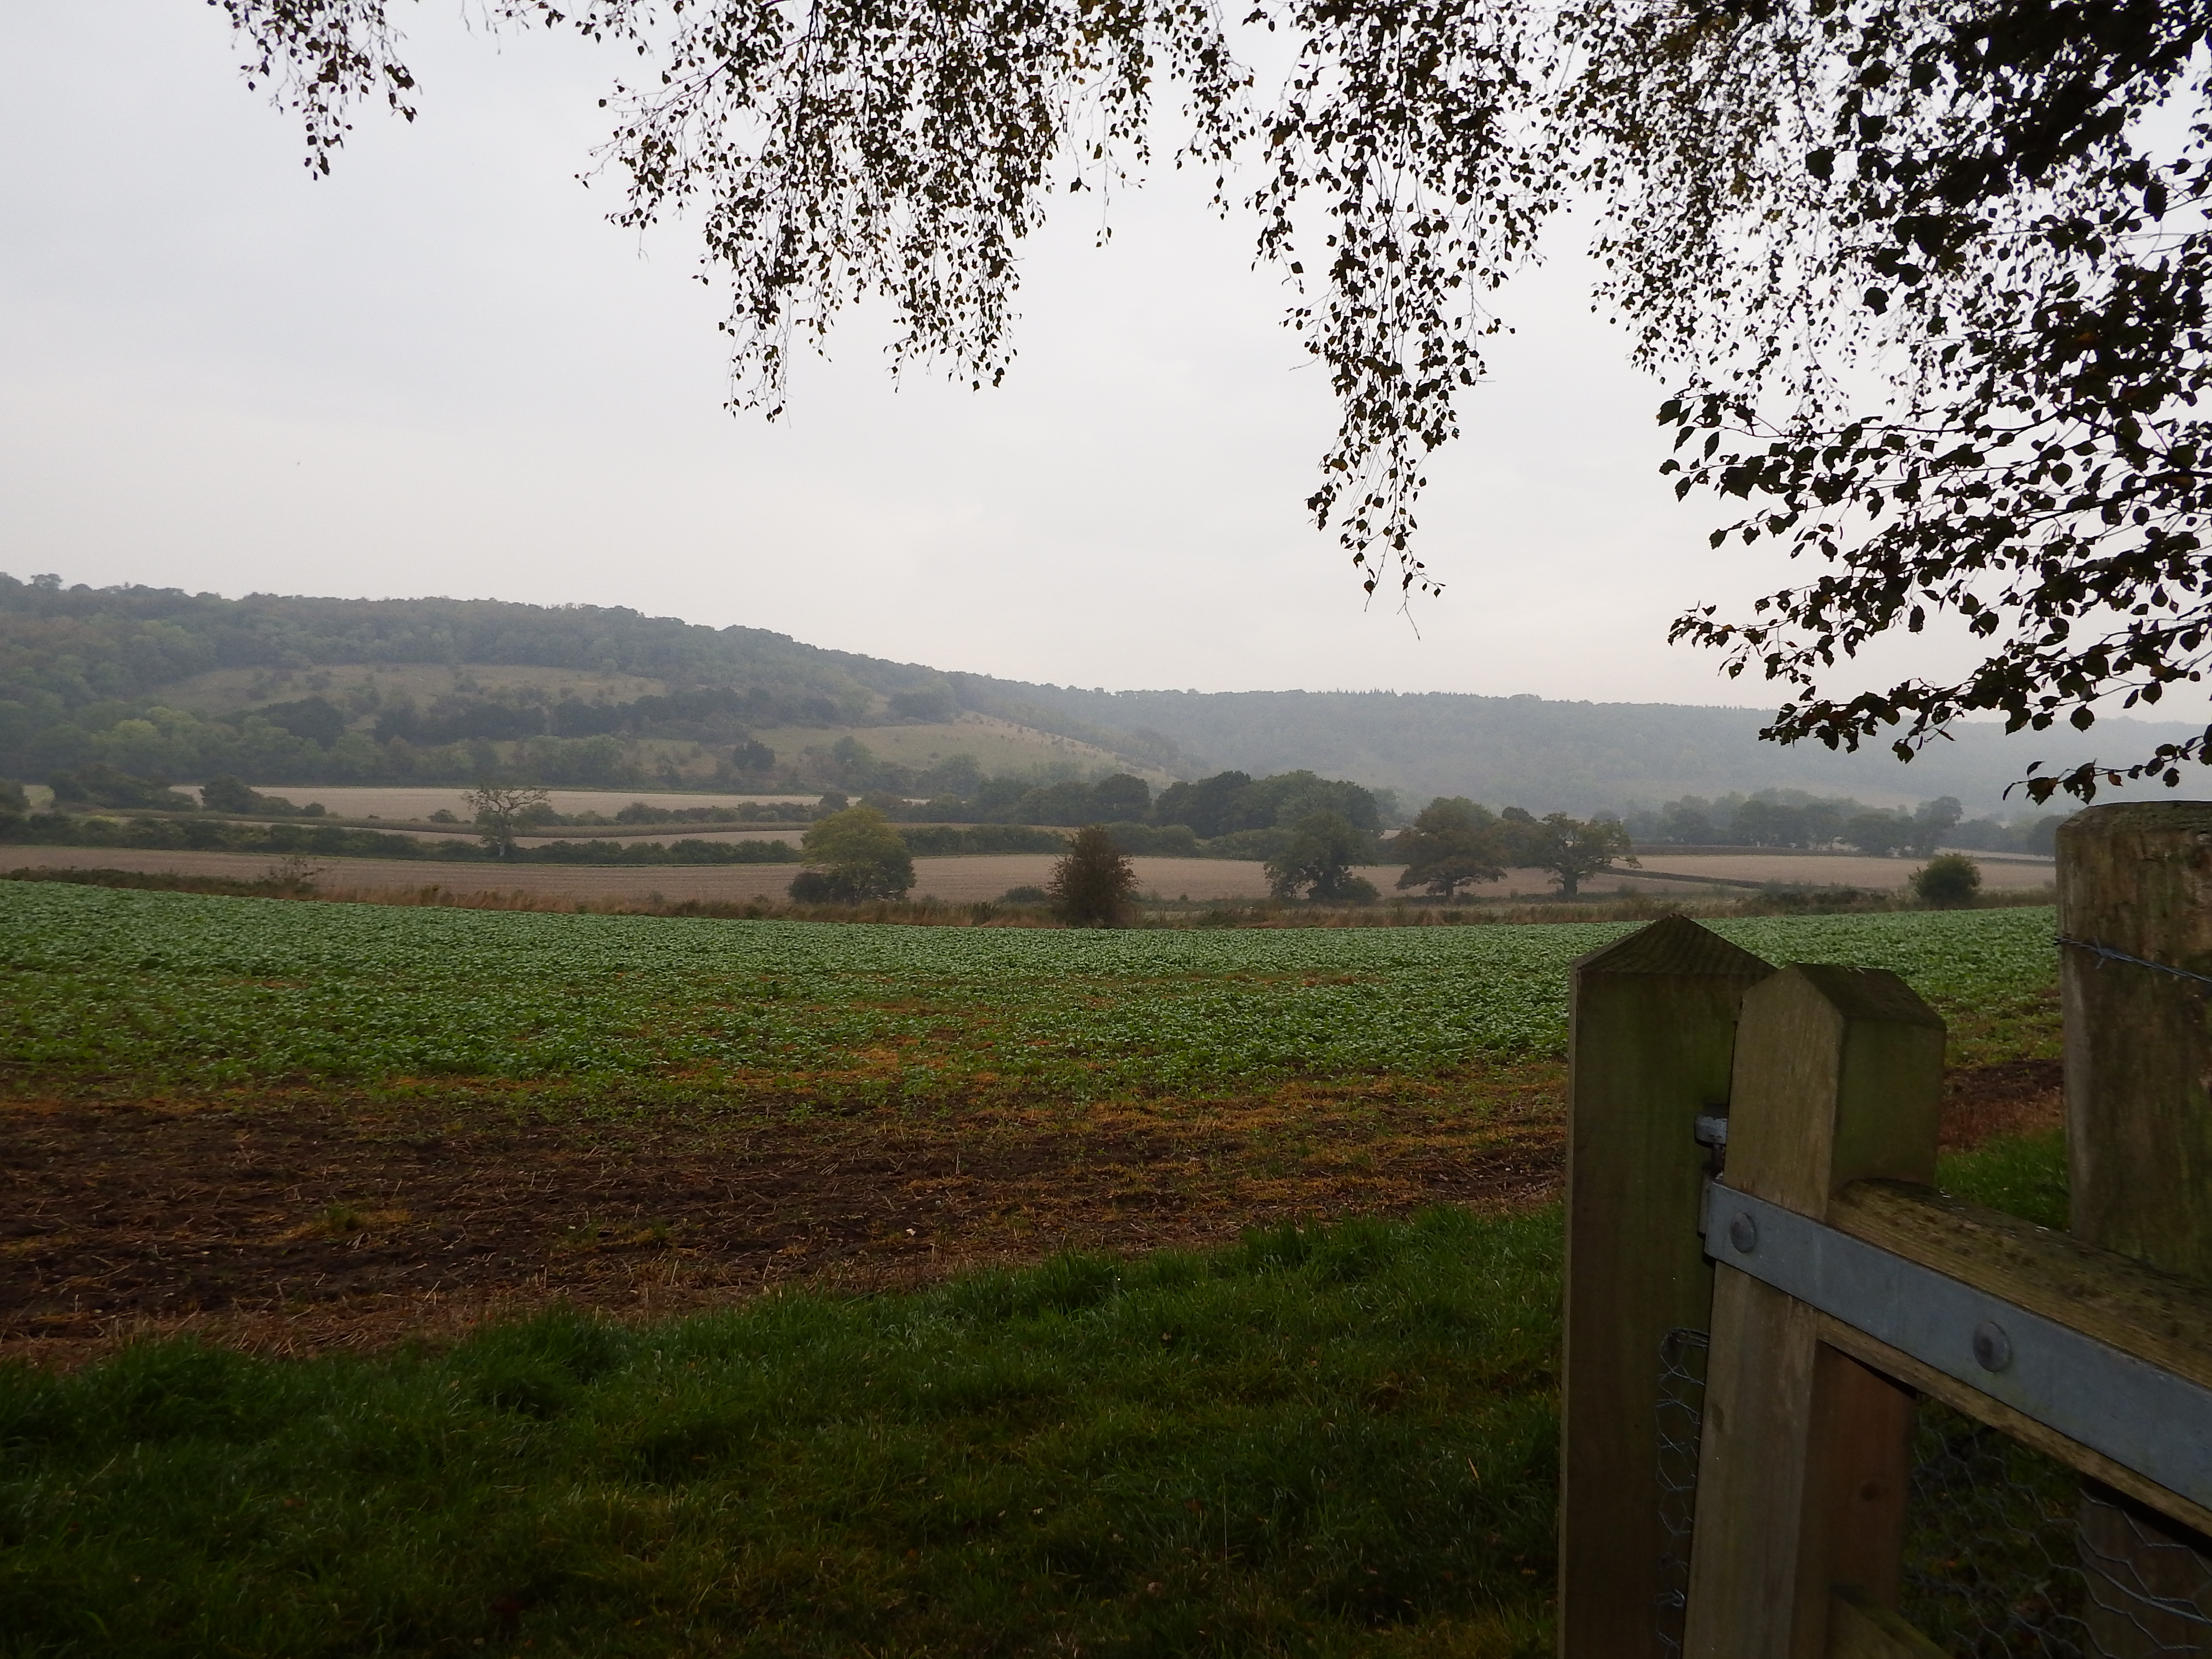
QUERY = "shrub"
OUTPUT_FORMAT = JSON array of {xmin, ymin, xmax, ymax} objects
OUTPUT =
[
  {"xmin": 199, "ymin": 774, "xmax": 261, "ymax": 814},
  {"xmin": 787, "ymin": 869, "xmax": 842, "ymax": 903},
  {"xmin": 1001, "ymin": 885, "xmax": 1050, "ymax": 903},
  {"xmin": 1911, "ymin": 853, "xmax": 1983, "ymax": 908},
  {"xmin": 796, "ymin": 805, "xmax": 914, "ymax": 901},
  {"xmin": 49, "ymin": 763, "xmax": 195, "ymax": 813},
  {"xmin": 1048, "ymin": 825, "xmax": 1138, "ymax": 926}
]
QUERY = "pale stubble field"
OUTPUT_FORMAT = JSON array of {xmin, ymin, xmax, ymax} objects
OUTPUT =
[{"xmin": 0, "ymin": 843, "xmax": 2055, "ymax": 901}]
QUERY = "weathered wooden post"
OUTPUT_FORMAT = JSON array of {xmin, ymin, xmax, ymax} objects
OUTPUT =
[
  {"xmin": 1562, "ymin": 916, "xmax": 1773, "ymax": 1658},
  {"xmin": 1682, "ymin": 964, "xmax": 1947, "ymax": 1659},
  {"xmin": 2059, "ymin": 804, "xmax": 2212, "ymax": 1652}
]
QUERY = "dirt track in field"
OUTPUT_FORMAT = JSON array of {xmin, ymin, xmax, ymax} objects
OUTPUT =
[{"xmin": 0, "ymin": 1060, "xmax": 2058, "ymax": 1361}]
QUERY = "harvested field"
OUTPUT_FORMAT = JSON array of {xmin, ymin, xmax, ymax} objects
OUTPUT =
[
  {"xmin": 405, "ymin": 823, "xmax": 804, "ymax": 846},
  {"xmin": 3, "ymin": 845, "xmax": 1282, "ymax": 901},
  {"xmin": 172, "ymin": 822, "xmax": 809, "ymax": 847},
  {"xmin": 2, "ymin": 843, "xmax": 2055, "ymax": 906},
  {"xmin": 197, "ymin": 784, "xmax": 819, "ymax": 819},
  {"xmin": 1620, "ymin": 850, "xmax": 2055, "ymax": 890}
]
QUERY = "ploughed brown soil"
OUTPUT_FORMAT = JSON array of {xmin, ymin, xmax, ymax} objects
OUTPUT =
[
  {"xmin": 0, "ymin": 1059, "xmax": 2059, "ymax": 1362},
  {"xmin": 1938, "ymin": 1057, "xmax": 2063, "ymax": 1150}
]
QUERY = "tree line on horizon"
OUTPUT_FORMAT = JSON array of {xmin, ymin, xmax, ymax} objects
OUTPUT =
[
  {"xmin": 28, "ymin": 745, "xmax": 2067, "ymax": 891},
  {"xmin": 1617, "ymin": 790, "xmax": 2063, "ymax": 858}
]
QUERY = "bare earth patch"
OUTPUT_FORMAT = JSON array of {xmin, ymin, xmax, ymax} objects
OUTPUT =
[
  {"xmin": 0, "ymin": 1057, "xmax": 2057, "ymax": 1362},
  {"xmin": 1940, "ymin": 1057, "xmax": 2062, "ymax": 1149},
  {"xmin": 0, "ymin": 1070, "xmax": 1560, "ymax": 1360}
]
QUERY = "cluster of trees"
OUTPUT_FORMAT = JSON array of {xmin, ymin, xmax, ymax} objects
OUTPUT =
[
  {"xmin": 16, "ymin": 672, "xmax": 793, "ymax": 793},
  {"xmin": 1392, "ymin": 802, "xmax": 1637, "ymax": 900},
  {"xmin": 1030, "ymin": 768, "xmax": 1387, "ymax": 866},
  {"xmin": 196, "ymin": 774, "xmax": 327, "ymax": 818},
  {"xmin": 8, "ymin": 690, "xmax": 776, "ymax": 795},
  {"xmin": 601, "ymin": 799, "xmax": 809, "ymax": 826},
  {"xmin": 789, "ymin": 806, "xmax": 915, "ymax": 902},
  {"xmin": 983, "ymin": 795, "xmax": 1648, "ymax": 919},
  {"xmin": 812, "ymin": 738, "xmax": 988, "ymax": 802},
  {"xmin": 1620, "ymin": 791, "xmax": 2064, "ymax": 857},
  {"xmin": 372, "ymin": 684, "xmax": 783, "ymax": 760},
  {"xmin": 782, "ymin": 798, "xmax": 1401, "ymax": 913},
  {"xmin": 810, "ymin": 761, "xmax": 1396, "ymax": 866},
  {"xmin": 0, "ymin": 801, "xmax": 807, "ymax": 866},
  {"xmin": 0, "ymin": 578, "xmax": 1183, "ymax": 791},
  {"xmin": 1, "ymin": 575, "xmax": 893, "ymax": 728}
]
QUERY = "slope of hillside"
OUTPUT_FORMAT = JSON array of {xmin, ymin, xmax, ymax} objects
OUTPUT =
[
  {"xmin": 5, "ymin": 572, "xmax": 2201, "ymax": 814},
  {"xmin": 950, "ymin": 681, "xmax": 2207, "ymax": 814}
]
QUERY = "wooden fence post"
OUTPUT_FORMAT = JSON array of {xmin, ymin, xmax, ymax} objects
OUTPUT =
[
  {"xmin": 1562, "ymin": 916, "xmax": 1774, "ymax": 1658},
  {"xmin": 1682, "ymin": 964, "xmax": 1946, "ymax": 1659},
  {"xmin": 2059, "ymin": 804, "xmax": 2212, "ymax": 1653}
]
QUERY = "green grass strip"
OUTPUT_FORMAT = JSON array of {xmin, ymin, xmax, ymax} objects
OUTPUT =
[{"xmin": 0, "ymin": 1209, "xmax": 1561, "ymax": 1659}]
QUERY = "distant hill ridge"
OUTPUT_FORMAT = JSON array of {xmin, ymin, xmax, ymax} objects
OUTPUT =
[
  {"xmin": 2, "ymin": 572, "xmax": 2200, "ymax": 815},
  {"xmin": 944, "ymin": 679, "xmax": 2209, "ymax": 815}
]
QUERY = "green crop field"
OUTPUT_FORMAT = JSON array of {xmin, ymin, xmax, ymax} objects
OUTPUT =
[
  {"xmin": 0, "ymin": 885, "xmax": 2072, "ymax": 1657},
  {"xmin": 0, "ymin": 884, "xmax": 2059, "ymax": 1098}
]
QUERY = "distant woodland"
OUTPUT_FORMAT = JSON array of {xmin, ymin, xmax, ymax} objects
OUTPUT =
[{"xmin": 2, "ymin": 574, "xmax": 2175, "ymax": 820}]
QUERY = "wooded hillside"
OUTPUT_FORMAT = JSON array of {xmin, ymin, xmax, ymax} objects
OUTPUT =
[{"xmin": 5, "ymin": 574, "xmax": 2189, "ymax": 814}]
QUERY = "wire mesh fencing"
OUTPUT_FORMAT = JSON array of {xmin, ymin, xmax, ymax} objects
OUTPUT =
[
  {"xmin": 1654, "ymin": 1326, "xmax": 1708, "ymax": 1657},
  {"xmin": 1648, "ymin": 1337, "xmax": 2212, "ymax": 1656},
  {"xmin": 1902, "ymin": 1401, "xmax": 2090, "ymax": 1655},
  {"xmin": 1902, "ymin": 1402, "xmax": 2212, "ymax": 1656}
]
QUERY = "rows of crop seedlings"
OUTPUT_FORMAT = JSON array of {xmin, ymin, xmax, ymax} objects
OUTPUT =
[{"xmin": 0, "ymin": 883, "xmax": 2056, "ymax": 1096}]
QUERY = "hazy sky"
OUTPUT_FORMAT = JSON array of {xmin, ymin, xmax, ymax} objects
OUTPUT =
[{"xmin": 0, "ymin": 4, "xmax": 2003, "ymax": 703}]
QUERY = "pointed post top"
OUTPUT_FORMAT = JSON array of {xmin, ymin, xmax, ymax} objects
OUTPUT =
[{"xmin": 1574, "ymin": 914, "xmax": 1776, "ymax": 982}]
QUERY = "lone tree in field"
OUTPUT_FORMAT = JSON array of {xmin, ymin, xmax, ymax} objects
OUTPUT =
[
  {"xmin": 1266, "ymin": 811, "xmax": 1376, "ymax": 902},
  {"xmin": 1523, "ymin": 814, "xmax": 1636, "ymax": 901},
  {"xmin": 1048, "ymin": 825, "xmax": 1138, "ymax": 927},
  {"xmin": 1394, "ymin": 797, "xmax": 1506, "ymax": 897},
  {"xmin": 213, "ymin": 0, "xmax": 2212, "ymax": 800},
  {"xmin": 791, "ymin": 804, "xmax": 914, "ymax": 902},
  {"xmin": 463, "ymin": 781, "xmax": 553, "ymax": 860}
]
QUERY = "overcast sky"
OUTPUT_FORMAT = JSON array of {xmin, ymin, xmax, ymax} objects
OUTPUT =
[{"xmin": 0, "ymin": 3, "xmax": 2024, "ymax": 705}]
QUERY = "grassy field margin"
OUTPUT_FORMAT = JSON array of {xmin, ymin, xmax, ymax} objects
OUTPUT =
[{"xmin": 0, "ymin": 1128, "xmax": 2067, "ymax": 1659}]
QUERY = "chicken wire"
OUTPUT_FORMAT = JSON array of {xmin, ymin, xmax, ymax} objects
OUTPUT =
[{"xmin": 1650, "ymin": 1334, "xmax": 2212, "ymax": 1657}]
